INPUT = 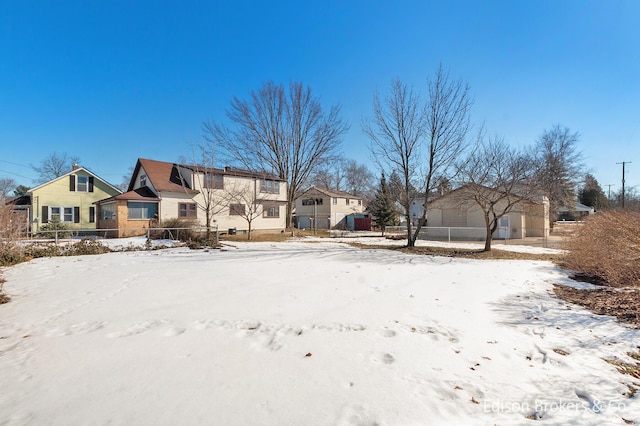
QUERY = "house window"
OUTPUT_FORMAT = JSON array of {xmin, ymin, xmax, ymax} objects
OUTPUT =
[
  {"xmin": 179, "ymin": 203, "xmax": 197, "ymax": 218},
  {"xmin": 77, "ymin": 176, "xmax": 88, "ymax": 192},
  {"xmin": 260, "ymin": 179, "xmax": 280, "ymax": 194},
  {"xmin": 128, "ymin": 202, "xmax": 158, "ymax": 219},
  {"xmin": 50, "ymin": 207, "xmax": 61, "ymax": 222},
  {"xmin": 70, "ymin": 175, "xmax": 93, "ymax": 192},
  {"xmin": 89, "ymin": 207, "xmax": 95, "ymax": 223},
  {"xmin": 140, "ymin": 174, "xmax": 147, "ymax": 186},
  {"xmin": 230, "ymin": 204, "xmax": 245, "ymax": 216},
  {"xmin": 49, "ymin": 206, "xmax": 74, "ymax": 223},
  {"xmin": 333, "ymin": 197, "xmax": 337, "ymax": 205},
  {"xmin": 204, "ymin": 173, "xmax": 224, "ymax": 189},
  {"xmin": 358, "ymin": 200, "xmax": 362, "ymax": 206},
  {"xmin": 263, "ymin": 204, "xmax": 279, "ymax": 218},
  {"xmin": 302, "ymin": 198, "xmax": 323, "ymax": 206},
  {"xmin": 346, "ymin": 198, "xmax": 350, "ymax": 205},
  {"xmin": 100, "ymin": 203, "xmax": 116, "ymax": 220}
]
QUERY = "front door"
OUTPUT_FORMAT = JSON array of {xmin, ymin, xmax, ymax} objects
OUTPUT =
[{"xmin": 498, "ymin": 215, "xmax": 510, "ymax": 239}]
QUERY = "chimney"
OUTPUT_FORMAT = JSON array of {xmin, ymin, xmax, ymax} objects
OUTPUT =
[
  {"xmin": 72, "ymin": 163, "xmax": 79, "ymax": 171},
  {"xmin": 224, "ymin": 166, "xmax": 231, "ymax": 172}
]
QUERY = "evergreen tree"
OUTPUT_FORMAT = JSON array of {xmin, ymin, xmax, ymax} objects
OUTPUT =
[
  {"xmin": 370, "ymin": 173, "xmax": 397, "ymax": 235},
  {"xmin": 578, "ymin": 174, "xmax": 609, "ymax": 211}
]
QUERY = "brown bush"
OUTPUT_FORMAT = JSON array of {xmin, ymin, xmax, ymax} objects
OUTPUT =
[
  {"xmin": 563, "ymin": 210, "xmax": 640, "ymax": 287},
  {"xmin": 150, "ymin": 218, "xmax": 198, "ymax": 241}
]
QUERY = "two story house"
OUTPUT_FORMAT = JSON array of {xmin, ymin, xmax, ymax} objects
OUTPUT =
[
  {"xmin": 294, "ymin": 186, "xmax": 366, "ymax": 230},
  {"xmin": 96, "ymin": 158, "xmax": 288, "ymax": 237}
]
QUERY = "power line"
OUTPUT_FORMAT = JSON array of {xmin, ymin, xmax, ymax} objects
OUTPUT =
[
  {"xmin": 0, "ymin": 159, "xmax": 31, "ymax": 169},
  {"xmin": 0, "ymin": 168, "xmax": 35, "ymax": 180}
]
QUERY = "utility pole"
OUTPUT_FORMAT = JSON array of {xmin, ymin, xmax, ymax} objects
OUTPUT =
[
  {"xmin": 617, "ymin": 161, "xmax": 632, "ymax": 208},
  {"xmin": 605, "ymin": 184, "xmax": 615, "ymax": 200}
]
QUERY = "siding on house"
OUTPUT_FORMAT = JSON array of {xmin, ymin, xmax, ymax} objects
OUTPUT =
[
  {"xmin": 29, "ymin": 168, "xmax": 121, "ymax": 232},
  {"xmin": 295, "ymin": 186, "xmax": 365, "ymax": 229},
  {"xmin": 96, "ymin": 158, "xmax": 288, "ymax": 237},
  {"xmin": 426, "ymin": 186, "xmax": 549, "ymax": 239}
]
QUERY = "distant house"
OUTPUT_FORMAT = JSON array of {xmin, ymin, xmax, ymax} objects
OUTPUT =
[
  {"xmin": 15, "ymin": 165, "xmax": 121, "ymax": 234},
  {"xmin": 96, "ymin": 158, "xmax": 287, "ymax": 237},
  {"xmin": 423, "ymin": 185, "xmax": 549, "ymax": 239},
  {"xmin": 294, "ymin": 186, "xmax": 366, "ymax": 230},
  {"xmin": 557, "ymin": 202, "xmax": 595, "ymax": 221}
]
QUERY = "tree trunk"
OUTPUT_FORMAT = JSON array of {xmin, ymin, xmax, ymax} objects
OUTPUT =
[
  {"xmin": 484, "ymin": 213, "xmax": 493, "ymax": 252},
  {"xmin": 405, "ymin": 212, "xmax": 414, "ymax": 247},
  {"xmin": 205, "ymin": 214, "xmax": 211, "ymax": 241}
]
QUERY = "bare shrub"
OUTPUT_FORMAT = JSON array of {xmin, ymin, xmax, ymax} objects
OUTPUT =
[
  {"xmin": 150, "ymin": 218, "xmax": 197, "ymax": 241},
  {"xmin": 0, "ymin": 204, "xmax": 27, "ymax": 266},
  {"xmin": 563, "ymin": 210, "xmax": 640, "ymax": 287},
  {"xmin": 62, "ymin": 239, "xmax": 111, "ymax": 256},
  {"xmin": 0, "ymin": 277, "xmax": 9, "ymax": 304}
]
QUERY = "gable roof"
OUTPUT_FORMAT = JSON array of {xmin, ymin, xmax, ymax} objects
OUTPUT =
[
  {"xmin": 29, "ymin": 166, "xmax": 122, "ymax": 194},
  {"xmin": 129, "ymin": 158, "xmax": 285, "ymax": 194},
  {"xmin": 298, "ymin": 186, "xmax": 362, "ymax": 200}
]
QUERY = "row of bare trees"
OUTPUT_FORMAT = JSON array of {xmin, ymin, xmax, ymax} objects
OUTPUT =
[
  {"xmin": 191, "ymin": 68, "xmax": 588, "ymax": 250},
  {"xmin": 362, "ymin": 65, "xmax": 586, "ymax": 251},
  {"xmin": 1, "ymin": 68, "xmax": 593, "ymax": 251}
]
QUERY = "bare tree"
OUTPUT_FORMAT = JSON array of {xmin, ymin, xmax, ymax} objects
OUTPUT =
[
  {"xmin": 0, "ymin": 178, "xmax": 17, "ymax": 203},
  {"xmin": 31, "ymin": 152, "xmax": 80, "ymax": 184},
  {"xmin": 363, "ymin": 79, "xmax": 424, "ymax": 244},
  {"xmin": 343, "ymin": 159, "xmax": 375, "ymax": 198},
  {"xmin": 177, "ymin": 143, "xmax": 229, "ymax": 242},
  {"xmin": 456, "ymin": 135, "xmax": 540, "ymax": 251},
  {"xmin": 363, "ymin": 65, "xmax": 472, "ymax": 247},
  {"xmin": 411, "ymin": 65, "xmax": 473, "ymax": 244},
  {"xmin": 117, "ymin": 166, "xmax": 136, "ymax": 192},
  {"xmin": 309, "ymin": 157, "xmax": 346, "ymax": 191},
  {"xmin": 310, "ymin": 158, "xmax": 374, "ymax": 199},
  {"xmin": 203, "ymin": 81, "xmax": 348, "ymax": 228},
  {"xmin": 224, "ymin": 178, "xmax": 279, "ymax": 241},
  {"xmin": 534, "ymin": 125, "xmax": 583, "ymax": 222}
]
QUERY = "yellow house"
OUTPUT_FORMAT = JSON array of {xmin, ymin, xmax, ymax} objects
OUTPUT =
[{"xmin": 28, "ymin": 165, "xmax": 122, "ymax": 233}]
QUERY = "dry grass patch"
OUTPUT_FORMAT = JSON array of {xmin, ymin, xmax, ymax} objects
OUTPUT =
[
  {"xmin": 553, "ymin": 285, "xmax": 640, "ymax": 328},
  {"xmin": 348, "ymin": 243, "xmax": 562, "ymax": 262},
  {"xmin": 220, "ymin": 229, "xmax": 330, "ymax": 243}
]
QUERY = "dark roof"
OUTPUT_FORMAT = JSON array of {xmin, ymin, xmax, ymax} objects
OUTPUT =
[
  {"xmin": 129, "ymin": 158, "xmax": 285, "ymax": 193},
  {"xmin": 5, "ymin": 195, "xmax": 31, "ymax": 206},
  {"xmin": 97, "ymin": 187, "xmax": 160, "ymax": 203}
]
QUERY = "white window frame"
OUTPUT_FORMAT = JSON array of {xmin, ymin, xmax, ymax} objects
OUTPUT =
[
  {"xmin": 50, "ymin": 206, "xmax": 74, "ymax": 223},
  {"xmin": 76, "ymin": 175, "xmax": 89, "ymax": 192}
]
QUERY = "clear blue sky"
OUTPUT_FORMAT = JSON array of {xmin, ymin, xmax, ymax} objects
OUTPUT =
[{"xmin": 1, "ymin": 0, "xmax": 638, "ymax": 194}]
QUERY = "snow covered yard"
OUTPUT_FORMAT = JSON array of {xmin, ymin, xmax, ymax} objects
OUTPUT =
[{"xmin": 0, "ymin": 239, "xmax": 638, "ymax": 425}]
